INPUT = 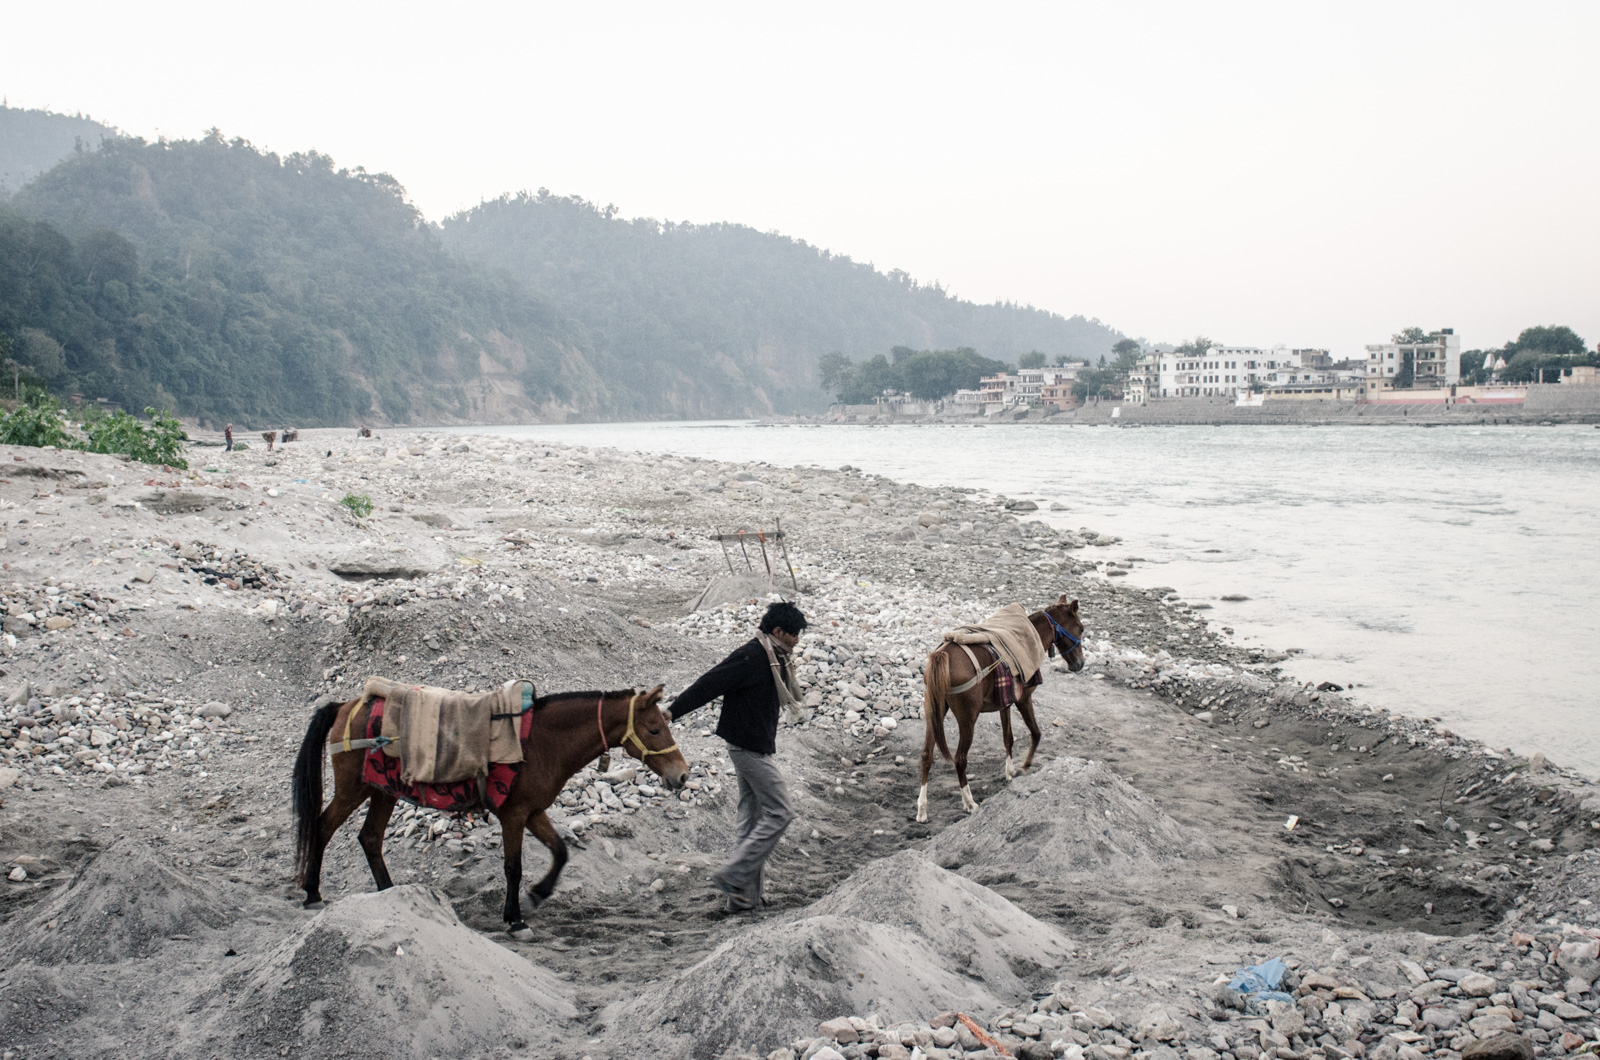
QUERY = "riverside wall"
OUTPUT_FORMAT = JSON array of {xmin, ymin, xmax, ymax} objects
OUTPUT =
[{"xmin": 817, "ymin": 385, "xmax": 1600, "ymax": 427}]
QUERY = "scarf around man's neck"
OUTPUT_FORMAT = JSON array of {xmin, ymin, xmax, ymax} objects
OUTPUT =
[{"xmin": 755, "ymin": 630, "xmax": 807, "ymax": 724}]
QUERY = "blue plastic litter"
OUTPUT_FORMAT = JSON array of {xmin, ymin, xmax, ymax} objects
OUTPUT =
[{"xmin": 1229, "ymin": 957, "xmax": 1296, "ymax": 1005}]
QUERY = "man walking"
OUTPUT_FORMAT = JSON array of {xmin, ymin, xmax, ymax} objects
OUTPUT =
[
  {"xmin": 224, "ymin": 424, "xmax": 234, "ymax": 452},
  {"xmin": 669, "ymin": 600, "xmax": 807, "ymax": 911}
]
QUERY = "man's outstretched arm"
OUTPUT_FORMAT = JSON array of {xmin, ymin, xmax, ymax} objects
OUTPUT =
[{"xmin": 669, "ymin": 645, "xmax": 755, "ymax": 721}]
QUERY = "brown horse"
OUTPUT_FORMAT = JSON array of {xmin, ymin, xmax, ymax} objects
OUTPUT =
[
  {"xmin": 291, "ymin": 685, "xmax": 689, "ymax": 935},
  {"xmin": 917, "ymin": 595, "xmax": 1085, "ymax": 822}
]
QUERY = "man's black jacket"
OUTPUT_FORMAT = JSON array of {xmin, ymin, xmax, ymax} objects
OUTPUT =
[{"xmin": 668, "ymin": 638, "xmax": 794, "ymax": 755}]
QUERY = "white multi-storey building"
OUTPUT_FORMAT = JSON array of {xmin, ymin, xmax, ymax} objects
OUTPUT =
[
  {"xmin": 1140, "ymin": 346, "xmax": 1332, "ymax": 400},
  {"xmin": 1364, "ymin": 329, "xmax": 1460, "ymax": 392}
]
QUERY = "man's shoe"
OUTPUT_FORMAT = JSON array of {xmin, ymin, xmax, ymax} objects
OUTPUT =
[{"xmin": 712, "ymin": 872, "xmax": 756, "ymax": 911}]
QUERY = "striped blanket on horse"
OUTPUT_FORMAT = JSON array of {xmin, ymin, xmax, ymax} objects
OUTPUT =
[
  {"xmin": 360, "ymin": 696, "xmax": 534, "ymax": 812},
  {"xmin": 362, "ymin": 676, "xmax": 533, "ymax": 785}
]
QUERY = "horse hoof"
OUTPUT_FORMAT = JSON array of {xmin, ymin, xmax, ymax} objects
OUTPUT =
[
  {"xmin": 507, "ymin": 923, "xmax": 534, "ymax": 940},
  {"xmin": 915, "ymin": 810, "xmax": 929, "ymax": 824},
  {"xmin": 302, "ymin": 899, "xmax": 326, "ymax": 910},
  {"xmin": 525, "ymin": 890, "xmax": 546, "ymax": 908}
]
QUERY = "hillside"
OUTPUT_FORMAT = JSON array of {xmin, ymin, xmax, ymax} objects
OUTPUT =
[
  {"xmin": 4, "ymin": 134, "xmax": 605, "ymax": 425},
  {"xmin": 1, "ymin": 130, "xmax": 1126, "ymax": 425},
  {"xmin": 442, "ymin": 191, "xmax": 1124, "ymax": 409},
  {"xmin": 0, "ymin": 105, "xmax": 118, "ymax": 197}
]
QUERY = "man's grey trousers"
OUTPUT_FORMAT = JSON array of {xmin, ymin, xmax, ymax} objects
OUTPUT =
[{"xmin": 721, "ymin": 744, "xmax": 795, "ymax": 901}]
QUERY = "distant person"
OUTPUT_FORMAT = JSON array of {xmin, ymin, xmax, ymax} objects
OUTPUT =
[
  {"xmin": 357, "ymin": 425, "xmax": 373, "ymax": 439},
  {"xmin": 668, "ymin": 600, "xmax": 807, "ymax": 912},
  {"xmin": 224, "ymin": 424, "xmax": 234, "ymax": 452}
]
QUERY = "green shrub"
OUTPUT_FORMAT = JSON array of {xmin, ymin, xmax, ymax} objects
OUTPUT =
[
  {"xmin": 340, "ymin": 493, "xmax": 374, "ymax": 519},
  {"xmin": 81, "ymin": 407, "xmax": 189, "ymax": 468},
  {"xmin": 0, "ymin": 392, "xmax": 74, "ymax": 448}
]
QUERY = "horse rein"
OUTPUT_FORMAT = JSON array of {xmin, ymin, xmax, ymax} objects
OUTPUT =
[
  {"xmin": 1046, "ymin": 610, "xmax": 1083, "ymax": 654},
  {"xmin": 598, "ymin": 693, "xmax": 680, "ymax": 760}
]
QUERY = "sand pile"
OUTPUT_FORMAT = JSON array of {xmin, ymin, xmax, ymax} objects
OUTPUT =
[
  {"xmin": 606, "ymin": 914, "xmax": 999, "ymax": 1058},
  {"xmin": 206, "ymin": 885, "xmax": 576, "ymax": 1060},
  {"xmin": 808, "ymin": 848, "xmax": 1074, "ymax": 995},
  {"xmin": 928, "ymin": 756, "xmax": 1215, "ymax": 885},
  {"xmin": 1, "ymin": 837, "xmax": 240, "ymax": 964},
  {"xmin": 606, "ymin": 852, "xmax": 1069, "ymax": 1058}
]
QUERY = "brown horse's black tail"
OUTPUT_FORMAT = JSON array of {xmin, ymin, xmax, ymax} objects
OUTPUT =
[
  {"xmin": 923, "ymin": 650, "xmax": 953, "ymax": 763},
  {"xmin": 292, "ymin": 698, "xmax": 343, "ymax": 883}
]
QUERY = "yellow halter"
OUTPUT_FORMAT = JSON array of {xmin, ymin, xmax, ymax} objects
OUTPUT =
[{"xmin": 600, "ymin": 693, "xmax": 680, "ymax": 760}]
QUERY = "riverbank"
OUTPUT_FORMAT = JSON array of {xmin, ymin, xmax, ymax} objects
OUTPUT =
[
  {"xmin": 802, "ymin": 385, "xmax": 1600, "ymax": 427},
  {"xmin": 0, "ymin": 430, "xmax": 1595, "ymax": 1059}
]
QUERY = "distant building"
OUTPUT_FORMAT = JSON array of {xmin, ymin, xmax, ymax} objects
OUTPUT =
[
  {"xmin": 1559, "ymin": 365, "xmax": 1598, "ymax": 386},
  {"xmin": 1262, "ymin": 381, "xmax": 1366, "ymax": 403},
  {"xmin": 1041, "ymin": 381, "xmax": 1080, "ymax": 411},
  {"xmin": 1016, "ymin": 369, "xmax": 1045, "ymax": 405},
  {"xmin": 980, "ymin": 372, "xmax": 1019, "ymax": 411},
  {"xmin": 1144, "ymin": 346, "xmax": 1332, "ymax": 400},
  {"xmin": 951, "ymin": 388, "xmax": 984, "ymax": 407},
  {"xmin": 1364, "ymin": 329, "xmax": 1460, "ymax": 394}
]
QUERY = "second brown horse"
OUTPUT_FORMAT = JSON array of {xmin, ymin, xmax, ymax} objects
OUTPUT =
[
  {"xmin": 918, "ymin": 595, "xmax": 1085, "ymax": 822},
  {"xmin": 291, "ymin": 685, "xmax": 689, "ymax": 935}
]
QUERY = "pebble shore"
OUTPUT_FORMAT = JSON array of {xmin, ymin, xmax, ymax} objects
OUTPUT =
[{"xmin": 0, "ymin": 427, "xmax": 1595, "ymax": 1060}]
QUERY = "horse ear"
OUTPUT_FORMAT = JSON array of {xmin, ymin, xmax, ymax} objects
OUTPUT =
[
  {"xmin": 646, "ymin": 683, "xmax": 665, "ymax": 704},
  {"xmin": 1068, "ymin": 598, "xmax": 1079, "ymax": 613},
  {"xmin": 1057, "ymin": 593, "xmax": 1067, "ymax": 605}
]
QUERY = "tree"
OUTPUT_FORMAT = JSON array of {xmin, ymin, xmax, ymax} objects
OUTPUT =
[
  {"xmin": 1394, "ymin": 352, "xmax": 1414, "ymax": 389},
  {"xmin": 818, "ymin": 347, "xmax": 1008, "ymax": 403},
  {"xmin": 1174, "ymin": 336, "xmax": 1214, "ymax": 358},
  {"xmin": 1506, "ymin": 325, "xmax": 1586, "ymax": 360},
  {"xmin": 1110, "ymin": 338, "xmax": 1142, "ymax": 375},
  {"xmin": 1072, "ymin": 366, "xmax": 1119, "ymax": 402},
  {"xmin": 818, "ymin": 351, "xmax": 855, "ymax": 397},
  {"xmin": 1018, "ymin": 351, "xmax": 1046, "ymax": 370},
  {"xmin": 1495, "ymin": 326, "xmax": 1592, "ymax": 383},
  {"xmin": 1392, "ymin": 327, "xmax": 1427, "ymax": 344},
  {"xmin": 897, "ymin": 347, "xmax": 1008, "ymax": 400}
]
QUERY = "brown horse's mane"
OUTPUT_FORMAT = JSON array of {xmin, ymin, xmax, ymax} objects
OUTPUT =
[{"xmin": 534, "ymin": 689, "xmax": 643, "ymax": 708}]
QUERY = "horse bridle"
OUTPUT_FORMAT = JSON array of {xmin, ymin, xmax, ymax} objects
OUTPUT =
[
  {"xmin": 598, "ymin": 693, "xmax": 680, "ymax": 760},
  {"xmin": 1045, "ymin": 610, "xmax": 1083, "ymax": 655}
]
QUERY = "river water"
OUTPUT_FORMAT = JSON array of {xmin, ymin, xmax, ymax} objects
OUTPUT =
[{"xmin": 467, "ymin": 421, "xmax": 1600, "ymax": 776}]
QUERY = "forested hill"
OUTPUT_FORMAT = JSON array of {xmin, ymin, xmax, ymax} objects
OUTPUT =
[
  {"xmin": 1, "ymin": 130, "xmax": 1125, "ymax": 425},
  {"xmin": 441, "ymin": 191, "xmax": 1123, "ymax": 409},
  {"xmin": 3, "ymin": 134, "xmax": 607, "ymax": 425},
  {"xmin": 0, "ymin": 105, "xmax": 118, "ymax": 196}
]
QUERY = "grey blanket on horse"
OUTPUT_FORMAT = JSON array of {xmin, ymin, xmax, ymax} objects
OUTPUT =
[
  {"xmin": 366, "ymin": 676, "xmax": 532, "ymax": 785},
  {"xmin": 941, "ymin": 603, "xmax": 1045, "ymax": 684}
]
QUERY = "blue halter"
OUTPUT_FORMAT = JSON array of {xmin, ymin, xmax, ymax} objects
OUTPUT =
[{"xmin": 1046, "ymin": 610, "xmax": 1082, "ymax": 652}]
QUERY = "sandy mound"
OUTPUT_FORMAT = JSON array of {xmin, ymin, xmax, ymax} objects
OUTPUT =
[
  {"xmin": 206, "ymin": 885, "xmax": 576, "ymax": 1060},
  {"xmin": 607, "ymin": 914, "xmax": 1001, "ymax": 1058},
  {"xmin": 607, "ymin": 853, "xmax": 1070, "ymax": 1057},
  {"xmin": 1, "ymin": 837, "xmax": 237, "ymax": 964},
  {"xmin": 928, "ymin": 756, "xmax": 1215, "ymax": 884},
  {"xmin": 809, "ymin": 849, "xmax": 1074, "ymax": 995}
]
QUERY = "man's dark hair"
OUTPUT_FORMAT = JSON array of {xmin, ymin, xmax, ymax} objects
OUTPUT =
[{"xmin": 759, "ymin": 601, "xmax": 807, "ymax": 636}]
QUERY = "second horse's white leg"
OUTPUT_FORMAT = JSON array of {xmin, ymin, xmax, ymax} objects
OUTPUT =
[
  {"xmin": 1004, "ymin": 754, "xmax": 1016, "ymax": 781},
  {"xmin": 960, "ymin": 784, "xmax": 977, "ymax": 814},
  {"xmin": 915, "ymin": 784, "xmax": 928, "ymax": 823}
]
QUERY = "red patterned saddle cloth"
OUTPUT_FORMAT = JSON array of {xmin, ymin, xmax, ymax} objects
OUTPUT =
[
  {"xmin": 989, "ymin": 645, "xmax": 1044, "ymax": 708},
  {"xmin": 361, "ymin": 697, "xmax": 533, "ymax": 812}
]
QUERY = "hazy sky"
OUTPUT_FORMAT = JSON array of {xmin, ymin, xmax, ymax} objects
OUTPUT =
[{"xmin": 9, "ymin": 1, "xmax": 1598, "ymax": 356}]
